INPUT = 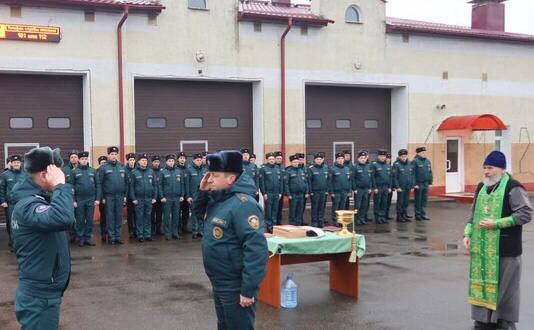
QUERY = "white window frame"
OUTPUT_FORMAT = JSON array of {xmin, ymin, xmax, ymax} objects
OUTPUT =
[
  {"xmin": 345, "ymin": 5, "xmax": 362, "ymax": 24},
  {"xmin": 179, "ymin": 140, "xmax": 208, "ymax": 153},
  {"xmin": 4, "ymin": 143, "xmax": 40, "ymax": 166},
  {"xmin": 188, "ymin": 0, "xmax": 208, "ymax": 10}
]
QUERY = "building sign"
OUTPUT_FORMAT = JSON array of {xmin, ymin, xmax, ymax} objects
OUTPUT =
[{"xmin": 0, "ymin": 23, "xmax": 60, "ymax": 43}]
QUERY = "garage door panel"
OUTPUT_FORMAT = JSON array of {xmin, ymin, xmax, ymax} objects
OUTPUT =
[
  {"xmin": 135, "ymin": 80, "xmax": 253, "ymax": 156},
  {"xmin": 0, "ymin": 74, "xmax": 83, "ymax": 167},
  {"xmin": 306, "ymin": 85, "xmax": 391, "ymax": 162}
]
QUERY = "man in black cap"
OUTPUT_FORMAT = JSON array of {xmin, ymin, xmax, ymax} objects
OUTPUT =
[
  {"xmin": 285, "ymin": 154, "xmax": 309, "ymax": 225},
  {"xmin": 0, "ymin": 154, "xmax": 25, "ymax": 251},
  {"xmin": 130, "ymin": 153, "xmax": 158, "ymax": 242},
  {"xmin": 412, "ymin": 147, "xmax": 433, "ymax": 220},
  {"xmin": 274, "ymin": 151, "xmax": 285, "ymax": 225},
  {"xmin": 343, "ymin": 150, "xmax": 353, "ymax": 210},
  {"xmin": 176, "ymin": 152, "xmax": 191, "ymax": 237},
  {"xmin": 392, "ymin": 149, "xmax": 414, "ymax": 223},
  {"xmin": 385, "ymin": 152, "xmax": 394, "ymax": 220},
  {"xmin": 10, "ymin": 147, "xmax": 74, "ymax": 329},
  {"xmin": 159, "ymin": 154, "xmax": 186, "ymax": 240},
  {"xmin": 97, "ymin": 146, "xmax": 128, "ymax": 244},
  {"xmin": 192, "ymin": 150, "xmax": 267, "ymax": 330},
  {"xmin": 187, "ymin": 153, "xmax": 208, "ymax": 237},
  {"xmin": 352, "ymin": 150, "xmax": 373, "ymax": 225},
  {"xmin": 68, "ymin": 151, "xmax": 99, "ymax": 246},
  {"xmin": 150, "ymin": 155, "xmax": 163, "ymax": 236},
  {"xmin": 371, "ymin": 149, "xmax": 392, "ymax": 224},
  {"xmin": 63, "ymin": 150, "xmax": 79, "ymax": 243},
  {"xmin": 62, "ymin": 150, "xmax": 79, "ymax": 183},
  {"xmin": 125, "ymin": 152, "xmax": 137, "ymax": 239},
  {"xmin": 258, "ymin": 152, "xmax": 283, "ymax": 232},
  {"xmin": 96, "ymin": 156, "xmax": 108, "ymax": 242},
  {"xmin": 308, "ymin": 152, "xmax": 329, "ymax": 228},
  {"xmin": 328, "ymin": 152, "xmax": 352, "ymax": 225},
  {"xmin": 241, "ymin": 148, "xmax": 260, "ymax": 202}
]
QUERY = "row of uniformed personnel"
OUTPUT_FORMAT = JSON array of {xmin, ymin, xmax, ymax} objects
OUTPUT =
[{"xmin": 239, "ymin": 147, "xmax": 433, "ymax": 232}]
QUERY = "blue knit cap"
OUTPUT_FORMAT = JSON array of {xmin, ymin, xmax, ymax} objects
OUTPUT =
[{"xmin": 483, "ymin": 150, "xmax": 506, "ymax": 169}]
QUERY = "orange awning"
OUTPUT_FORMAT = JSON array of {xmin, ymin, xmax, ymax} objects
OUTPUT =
[{"xmin": 437, "ymin": 114, "xmax": 507, "ymax": 131}]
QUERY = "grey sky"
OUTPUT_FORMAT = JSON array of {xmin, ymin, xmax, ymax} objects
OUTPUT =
[{"xmin": 295, "ymin": 0, "xmax": 534, "ymax": 35}]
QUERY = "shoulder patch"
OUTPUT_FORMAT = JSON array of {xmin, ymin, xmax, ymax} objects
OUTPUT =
[
  {"xmin": 247, "ymin": 215, "xmax": 260, "ymax": 229},
  {"xmin": 237, "ymin": 193, "xmax": 248, "ymax": 203},
  {"xmin": 36, "ymin": 205, "xmax": 50, "ymax": 213}
]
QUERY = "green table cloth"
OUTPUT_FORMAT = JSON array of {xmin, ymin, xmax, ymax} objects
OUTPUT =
[{"xmin": 267, "ymin": 232, "xmax": 366, "ymax": 259}]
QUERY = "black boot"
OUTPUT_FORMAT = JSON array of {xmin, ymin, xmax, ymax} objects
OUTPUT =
[
  {"xmin": 396, "ymin": 215, "xmax": 406, "ymax": 223},
  {"xmin": 403, "ymin": 214, "xmax": 412, "ymax": 222}
]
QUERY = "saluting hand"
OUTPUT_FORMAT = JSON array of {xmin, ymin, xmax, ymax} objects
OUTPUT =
[
  {"xmin": 199, "ymin": 172, "xmax": 212, "ymax": 191},
  {"xmin": 45, "ymin": 165, "xmax": 65, "ymax": 187}
]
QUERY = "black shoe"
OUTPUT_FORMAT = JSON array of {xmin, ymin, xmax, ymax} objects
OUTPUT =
[
  {"xmin": 165, "ymin": 236, "xmax": 170, "ymax": 241},
  {"xmin": 172, "ymin": 235, "xmax": 182, "ymax": 240},
  {"xmin": 138, "ymin": 238, "xmax": 144, "ymax": 242},
  {"xmin": 101, "ymin": 236, "xmax": 107, "ymax": 243},
  {"xmin": 146, "ymin": 237, "xmax": 153, "ymax": 241},
  {"xmin": 192, "ymin": 233, "xmax": 198, "ymax": 239},
  {"xmin": 404, "ymin": 214, "xmax": 413, "ymax": 219},
  {"xmin": 497, "ymin": 320, "xmax": 515, "ymax": 330},
  {"xmin": 422, "ymin": 216, "xmax": 431, "ymax": 220},
  {"xmin": 415, "ymin": 216, "xmax": 423, "ymax": 221},
  {"xmin": 403, "ymin": 215, "xmax": 412, "ymax": 222},
  {"xmin": 396, "ymin": 216, "xmax": 406, "ymax": 223},
  {"xmin": 386, "ymin": 216, "xmax": 393, "ymax": 220},
  {"xmin": 116, "ymin": 240, "xmax": 124, "ymax": 244},
  {"xmin": 474, "ymin": 321, "xmax": 498, "ymax": 329}
]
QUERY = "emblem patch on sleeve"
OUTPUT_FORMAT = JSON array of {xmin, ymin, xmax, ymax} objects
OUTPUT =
[
  {"xmin": 213, "ymin": 227, "xmax": 223, "ymax": 239},
  {"xmin": 247, "ymin": 215, "xmax": 260, "ymax": 229},
  {"xmin": 36, "ymin": 205, "xmax": 50, "ymax": 213}
]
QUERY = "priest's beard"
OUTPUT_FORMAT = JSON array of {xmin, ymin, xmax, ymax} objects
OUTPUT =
[{"xmin": 483, "ymin": 174, "xmax": 502, "ymax": 187}]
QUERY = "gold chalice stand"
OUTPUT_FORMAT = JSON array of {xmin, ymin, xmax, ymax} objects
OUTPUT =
[{"xmin": 335, "ymin": 210, "xmax": 357, "ymax": 236}]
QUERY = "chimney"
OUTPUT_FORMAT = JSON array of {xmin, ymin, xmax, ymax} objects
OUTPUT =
[
  {"xmin": 470, "ymin": 0, "xmax": 506, "ymax": 31},
  {"xmin": 272, "ymin": 0, "xmax": 291, "ymax": 7}
]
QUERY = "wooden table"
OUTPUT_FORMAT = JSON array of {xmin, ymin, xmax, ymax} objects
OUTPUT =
[{"xmin": 257, "ymin": 252, "xmax": 359, "ymax": 308}]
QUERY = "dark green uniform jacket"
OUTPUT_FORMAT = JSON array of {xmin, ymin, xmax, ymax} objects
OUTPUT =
[
  {"xmin": 0, "ymin": 169, "xmax": 26, "ymax": 203},
  {"xmin": 308, "ymin": 163, "xmax": 329, "ymax": 192},
  {"xmin": 193, "ymin": 174, "xmax": 268, "ymax": 298},
  {"xmin": 258, "ymin": 164, "xmax": 283, "ymax": 195},
  {"xmin": 68, "ymin": 165, "xmax": 98, "ymax": 201},
  {"xmin": 285, "ymin": 166, "xmax": 309, "ymax": 194},
  {"xmin": 352, "ymin": 162, "xmax": 373, "ymax": 190},
  {"xmin": 129, "ymin": 167, "xmax": 158, "ymax": 201},
  {"xmin": 10, "ymin": 178, "xmax": 75, "ymax": 298},
  {"xmin": 392, "ymin": 159, "xmax": 415, "ymax": 189},
  {"xmin": 97, "ymin": 161, "xmax": 128, "ymax": 200},
  {"xmin": 159, "ymin": 166, "xmax": 186, "ymax": 199},
  {"xmin": 411, "ymin": 155, "xmax": 433, "ymax": 184}
]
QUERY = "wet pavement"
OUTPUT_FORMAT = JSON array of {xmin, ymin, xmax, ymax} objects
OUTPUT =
[{"xmin": 1, "ymin": 200, "xmax": 533, "ymax": 330}]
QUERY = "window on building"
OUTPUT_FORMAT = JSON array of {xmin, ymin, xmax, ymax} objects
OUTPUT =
[
  {"xmin": 148, "ymin": 13, "xmax": 158, "ymax": 26},
  {"xmin": 147, "ymin": 117, "xmax": 166, "ymax": 128},
  {"xmin": 10, "ymin": 117, "xmax": 33, "ymax": 129},
  {"xmin": 84, "ymin": 11, "xmax": 95, "ymax": 22},
  {"xmin": 184, "ymin": 118, "xmax": 203, "ymax": 128},
  {"xmin": 10, "ymin": 6, "xmax": 21, "ymax": 18},
  {"xmin": 345, "ymin": 5, "xmax": 361, "ymax": 23},
  {"xmin": 188, "ymin": 0, "xmax": 207, "ymax": 10},
  {"xmin": 495, "ymin": 130, "xmax": 503, "ymax": 151},
  {"xmin": 254, "ymin": 22, "xmax": 262, "ymax": 32},
  {"xmin": 220, "ymin": 118, "xmax": 238, "ymax": 128},
  {"xmin": 364, "ymin": 120, "xmax": 379, "ymax": 129},
  {"xmin": 48, "ymin": 117, "xmax": 71, "ymax": 129},
  {"xmin": 336, "ymin": 119, "xmax": 351, "ymax": 129},
  {"xmin": 306, "ymin": 119, "xmax": 322, "ymax": 129}
]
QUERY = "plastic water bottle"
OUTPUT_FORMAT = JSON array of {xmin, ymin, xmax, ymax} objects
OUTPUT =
[{"xmin": 281, "ymin": 273, "xmax": 298, "ymax": 308}]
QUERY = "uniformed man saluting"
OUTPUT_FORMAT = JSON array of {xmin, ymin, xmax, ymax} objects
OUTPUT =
[
  {"xmin": 192, "ymin": 150, "xmax": 268, "ymax": 330},
  {"xmin": 10, "ymin": 147, "xmax": 75, "ymax": 329}
]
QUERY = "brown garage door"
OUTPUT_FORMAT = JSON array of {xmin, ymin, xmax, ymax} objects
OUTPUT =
[
  {"xmin": 0, "ymin": 74, "xmax": 84, "ymax": 168},
  {"xmin": 134, "ymin": 79, "xmax": 253, "ymax": 157},
  {"xmin": 305, "ymin": 85, "xmax": 391, "ymax": 163}
]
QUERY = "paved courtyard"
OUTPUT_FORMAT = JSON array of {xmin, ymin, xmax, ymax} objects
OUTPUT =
[{"xmin": 1, "ymin": 200, "xmax": 533, "ymax": 330}]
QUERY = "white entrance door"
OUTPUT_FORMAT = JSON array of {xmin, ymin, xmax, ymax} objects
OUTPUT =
[
  {"xmin": 179, "ymin": 140, "xmax": 208, "ymax": 155},
  {"xmin": 4, "ymin": 143, "xmax": 40, "ymax": 167},
  {"xmin": 445, "ymin": 137, "xmax": 463, "ymax": 193},
  {"xmin": 333, "ymin": 141, "xmax": 354, "ymax": 163}
]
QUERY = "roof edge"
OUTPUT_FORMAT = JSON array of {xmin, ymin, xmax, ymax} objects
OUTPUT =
[{"xmin": 0, "ymin": 0, "xmax": 165, "ymax": 13}]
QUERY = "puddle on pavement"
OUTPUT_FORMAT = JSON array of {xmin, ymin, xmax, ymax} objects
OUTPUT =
[
  {"xmin": 401, "ymin": 251, "xmax": 429, "ymax": 257},
  {"xmin": 363, "ymin": 253, "xmax": 390, "ymax": 258}
]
